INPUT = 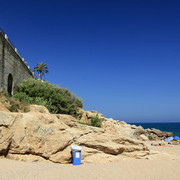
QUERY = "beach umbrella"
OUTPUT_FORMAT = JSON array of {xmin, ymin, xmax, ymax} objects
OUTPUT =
[{"xmin": 173, "ymin": 136, "xmax": 180, "ymax": 140}]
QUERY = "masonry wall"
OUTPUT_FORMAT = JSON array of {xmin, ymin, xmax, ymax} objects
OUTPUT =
[{"xmin": 0, "ymin": 32, "xmax": 34, "ymax": 94}]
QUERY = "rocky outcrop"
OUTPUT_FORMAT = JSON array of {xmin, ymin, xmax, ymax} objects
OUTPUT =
[
  {"xmin": 79, "ymin": 109, "xmax": 173, "ymax": 140},
  {"xmin": 145, "ymin": 128, "xmax": 174, "ymax": 138},
  {"xmin": 78, "ymin": 108, "xmax": 104, "ymax": 124},
  {"xmin": 0, "ymin": 106, "xmax": 149, "ymax": 163},
  {"xmin": 79, "ymin": 109, "xmax": 141, "ymax": 139}
]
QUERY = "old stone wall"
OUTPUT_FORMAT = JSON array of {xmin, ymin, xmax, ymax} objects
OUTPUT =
[{"xmin": 0, "ymin": 31, "xmax": 34, "ymax": 94}]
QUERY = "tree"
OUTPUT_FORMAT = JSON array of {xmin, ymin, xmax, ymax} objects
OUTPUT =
[{"xmin": 33, "ymin": 62, "xmax": 48, "ymax": 80}]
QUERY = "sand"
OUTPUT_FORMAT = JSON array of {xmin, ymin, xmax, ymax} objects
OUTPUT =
[{"xmin": 0, "ymin": 142, "xmax": 180, "ymax": 180}]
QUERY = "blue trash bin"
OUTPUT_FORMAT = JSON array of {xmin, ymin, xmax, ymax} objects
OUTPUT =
[{"xmin": 71, "ymin": 146, "xmax": 82, "ymax": 165}]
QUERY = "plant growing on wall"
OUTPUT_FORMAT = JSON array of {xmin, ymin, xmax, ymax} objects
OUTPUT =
[{"xmin": 33, "ymin": 62, "xmax": 49, "ymax": 80}]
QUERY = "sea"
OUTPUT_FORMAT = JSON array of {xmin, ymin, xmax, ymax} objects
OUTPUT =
[{"xmin": 129, "ymin": 122, "xmax": 180, "ymax": 137}]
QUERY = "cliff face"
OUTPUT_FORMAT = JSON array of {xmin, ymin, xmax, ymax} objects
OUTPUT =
[{"xmin": 0, "ymin": 104, "xmax": 150, "ymax": 163}]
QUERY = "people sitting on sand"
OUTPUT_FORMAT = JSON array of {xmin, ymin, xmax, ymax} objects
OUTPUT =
[
  {"xmin": 162, "ymin": 136, "xmax": 166, "ymax": 141},
  {"xmin": 151, "ymin": 143, "xmax": 171, "ymax": 147}
]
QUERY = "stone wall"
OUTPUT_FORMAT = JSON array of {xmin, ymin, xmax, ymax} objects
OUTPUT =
[{"xmin": 0, "ymin": 31, "xmax": 34, "ymax": 94}]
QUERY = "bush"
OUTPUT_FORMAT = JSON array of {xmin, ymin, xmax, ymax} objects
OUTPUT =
[
  {"xmin": 15, "ymin": 78, "xmax": 83, "ymax": 115},
  {"xmin": 78, "ymin": 115, "xmax": 104, "ymax": 128},
  {"xmin": 14, "ymin": 92, "xmax": 33, "ymax": 103},
  {"xmin": 90, "ymin": 115, "xmax": 104, "ymax": 127}
]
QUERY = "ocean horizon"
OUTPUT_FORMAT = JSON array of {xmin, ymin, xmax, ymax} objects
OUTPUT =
[{"xmin": 129, "ymin": 122, "xmax": 180, "ymax": 137}]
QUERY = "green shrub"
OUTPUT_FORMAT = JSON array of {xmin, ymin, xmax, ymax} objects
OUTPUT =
[
  {"xmin": 15, "ymin": 78, "xmax": 83, "ymax": 115},
  {"xmin": 33, "ymin": 97, "xmax": 47, "ymax": 106},
  {"xmin": 90, "ymin": 115, "xmax": 104, "ymax": 127},
  {"xmin": 78, "ymin": 115, "xmax": 104, "ymax": 128},
  {"xmin": 75, "ymin": 98, "xmax": 83, "ymax": 109},
  {"xmin": 14, "ymin": 92, "xmax": 33, "ymax": 103}
]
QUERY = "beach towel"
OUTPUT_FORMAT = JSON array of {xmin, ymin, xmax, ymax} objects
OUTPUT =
[{"xmin": 165, "ymin": 137, "xmax": 173, "ymax": 141}]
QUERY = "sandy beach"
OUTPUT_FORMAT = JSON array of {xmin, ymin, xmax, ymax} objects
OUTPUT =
[
  {"xmin": 1, "ymin": 0, "xmax": 180, "ymax": 179},
  {"xmin": 0, "ymin": 142, "xmax": 180, "ymax": 180}
]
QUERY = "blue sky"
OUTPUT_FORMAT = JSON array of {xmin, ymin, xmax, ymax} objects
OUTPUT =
[{"xmin": 1, "ymin": 0, "xmax": 180, "ymax": 122}]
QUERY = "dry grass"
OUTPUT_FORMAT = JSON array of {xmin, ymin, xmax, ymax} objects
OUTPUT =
[{"xmin": 0, "ymin": 90, "xmax": 30, "ymax": 112}]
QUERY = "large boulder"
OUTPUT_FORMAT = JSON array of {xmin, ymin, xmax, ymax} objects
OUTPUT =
[
  {"xmin": 0, "ymin": 106, "xmax": 149, "ymax": 163},
  {"xmin": 29, "ymin": 105, "xmax": 50, "ymax": 114}
]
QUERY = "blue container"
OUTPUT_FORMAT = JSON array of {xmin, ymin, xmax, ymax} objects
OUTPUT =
[
  {"xmin": 72, "ymin": 151, "xmax": 81, "ymax": 165},
  {"xmin": 71, "ymin": 146, "xmax": 82, "ymax": 165}
]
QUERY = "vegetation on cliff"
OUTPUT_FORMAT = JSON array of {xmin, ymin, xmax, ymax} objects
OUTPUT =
[
  {"xmin": 78, "ymin": 115, "xmax": 104, "ymax": 128},
  {"xmin": 14, "ymin": 78, "xmax": 83, "ymax": 115},
  {"xmin": 0, "ymin": 79, "xmax": 83, "ymax": 116},
  {"xmin": 90, "ymin": 115, "xmax": 104, "ymax": 127},
  {"xmin": 0, "ymin": 90, "xmax": 30, "ymax": 112}
]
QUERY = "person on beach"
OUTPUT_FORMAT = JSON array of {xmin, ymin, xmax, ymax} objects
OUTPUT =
[
  {"xmin": 149, "ymin": 133, "xmax": 155, "ymax": 140},
  {"xmin": 163, "ymin": 136, "xmax": 166, "ymax": 141}
]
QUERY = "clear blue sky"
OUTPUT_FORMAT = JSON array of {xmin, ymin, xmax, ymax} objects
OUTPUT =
[{"xmin": 1, "ymin": 0, "xmax": 180, "ymax": 123}]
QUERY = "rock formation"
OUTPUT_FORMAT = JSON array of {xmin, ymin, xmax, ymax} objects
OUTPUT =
[
  {"xmin": 145, "ymin": 128, "xmax": 174, "ymax": 138},
  {"xmin": 0, "ymin": 104, "xmax": 150, "ymax": 163},
  {"xmin": 79, "ymin": 109, "xmax": 174, "ymax": 140}
]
